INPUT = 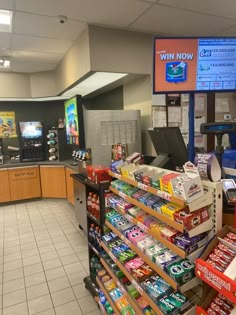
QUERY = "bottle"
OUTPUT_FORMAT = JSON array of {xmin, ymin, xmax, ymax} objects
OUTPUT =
[
  {"xmin": 87, "ymin": 192, "xmax": 93, "ymax": 213},
  {"xmin": 49, "ymin": 147, "xmax": 56, "ymax": 153},
  {"xmin": 49, "ymin": 155, "xmax": 57, "ymax": 161},
  {"xmin": 95, "ymin": 197, "xmax": 100, "ymax": 220},
  {"xmin": 94, "ymin": 226, "xmax": 99, "ymax": 248},
  {"xmin": 47, "ymin": 139, "xmax": 57, "ymax": 145},
  {"xmin": 88, "ymin": 224, "xmax": 95, "ymax": 243},
  {"xmin": 91, "ymin": 194, "xmax": 97, "ymax": 216}
]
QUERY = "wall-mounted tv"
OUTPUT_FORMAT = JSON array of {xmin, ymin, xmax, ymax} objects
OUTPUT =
[
  {"xmin": 153, "ymin": 37, "xmax": 236, "ymax": 94},
  {"xmin": 19, "ymin": 121, "xmax": 43, "ymax": 139},
  {"xmin": 64, "ymin": 95, "xmax": 86, "ymax": 148}
]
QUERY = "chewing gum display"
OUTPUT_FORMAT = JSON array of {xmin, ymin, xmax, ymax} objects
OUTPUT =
[
  {"xmin": 146, "ymin": 243, "xmax": 167, "ymax": 261},
  {"xmin": 160, "ymin": 226, "xmax": 180, "ymax": 243},
  {"xmin": 166, "ymin": 259, "xmax": 195, "ymax": 284},
  {"xmin": 174, "ymin": 207, "xmax": 209, "ymax": 230},
  {"xmin": 161, "ymin": 203, "xmax": 183, "ymax": 219},
  {"xmin": 174, "ymin": 232, "xmax": 208, "ymax": 253},
  {"xmin": 157, "ymin": 297, "xmax": 178, "ymax": 314},
  {"xmin": 137, "ymin": 237, "xmax": 156, "ymax": 253},
  {"xmin": 127, "ymin": 229, "xmax": 147, "ymax": 245}
]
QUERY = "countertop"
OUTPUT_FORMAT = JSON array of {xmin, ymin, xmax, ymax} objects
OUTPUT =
[{"xmin": 0, "ymin": 160, "xmax": 79, "ymax": 172}]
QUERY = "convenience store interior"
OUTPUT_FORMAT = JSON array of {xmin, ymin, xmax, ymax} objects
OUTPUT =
[{"xmin": 0, "ymin": 1, "xmax": 236, "ymax": 315}]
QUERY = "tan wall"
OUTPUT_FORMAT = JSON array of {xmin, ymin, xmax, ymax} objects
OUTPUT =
[
  {"xmin": 0, "ymin": 72, "xmax": 31, "ymax": 98},
  {"xmin": 123, "ymin": 75, "xmax": 153, "ymax": 155},
  {"xmin": 55, "ymin": 26, "xmax": 91, "ymax": 94},
  {"xmin": 30, "ymin": 71, "xmax": 57, "ymax": 98},
  {"xmin": 89, "ymin": 25, "xmax": 153, "ymax": 75}
]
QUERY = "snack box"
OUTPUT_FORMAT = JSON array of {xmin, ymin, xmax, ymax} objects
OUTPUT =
[
  {"xmin": 137, "ymin": 236, "xmax": 157, "ymax": 253},
  {"xmin": 131, "ymin": 263, "xmax": 154, "ymax": 282},
  {"xmin": 110, "ymin": 215, "xmax": 124, "ymax": 226},
  {"xmin": 109, "ymin": 288, "xmax": 123, "ymax": 301},
  {"xmin": 120, "ymin": 305, "xmax": 136, "ymax": 315},
  {"xmin": 127, "ymin": 206, "xmax": 145, "ymax": 219},
  {"xmin": 161, "ymin": 203, "xmax": 183, "ymax": 220},
  {"xmin": 124, "ymin": 257, "xmax": 144, "ymax": 272},
  {"xmin": 174, "ymin": 207, "xmax": 209, "ymax": 230},
  {"xmin": 170, "ymin": 174, "xmax": 204, "ymax": 203},
  {"xmin": 122, "ymin": 225, "xmax": 140, "ymax": 238},
  {"xmin": 114, "ymin": 296, "xmax": 129, "ymax": 310},
  {"xmin": 132, "ymin": 189, "xmax": 146, "ymax": 200},
  {"xmin": 127, "ymin": 229, "xmax": 147, "ymax": 246},
  {"xmin": 141, "ymin": 278, "xmax": 167, "ymax": 300},
  {"xmin": 152, "ymin": 200, "xmax": 169, "ymax": 213},
  {"xmin": 166, "ymin": 259, "xmax": 195, "ymax": 285},
  {"xmin": 160, "ymin": 173, "xmax": 179, "ymax": 195},
  {"xmin": 146, "ymin": 243, "xmax": 167, "ymax": 262},
  {"xmin": 174, "ymin": 232, "xmax": 208, "ymax": 253},
  {"xmin": 160, "ymin": 226, "xmax": 181, "ymax": 243},
  {"xmin": 126, "ymin": 152, "xmax": 142, "ymax": 164},
  {"xmin": 155, "ymin": 251, "xmax": 177, "ymax": 269},
  {"xmin": 117, "ymin": 221, "xmax": 134, "ymax": 233}
]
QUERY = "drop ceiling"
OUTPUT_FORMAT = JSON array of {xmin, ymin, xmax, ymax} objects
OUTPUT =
[{"xmin": 1, "ymin": 0, "xmax": 236, "ymax": 73}]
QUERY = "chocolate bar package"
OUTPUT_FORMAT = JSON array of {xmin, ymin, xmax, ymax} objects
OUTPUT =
[{"xmin": 174, "ymin": 232, "xmax": 208, "ymax": 253}]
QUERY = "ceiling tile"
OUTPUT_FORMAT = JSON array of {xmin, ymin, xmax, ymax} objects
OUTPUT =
[
  {"xmin": 16, "ymin": 0, "xmax": 151, "ymax": 27},
  {"xmin": 12, "ymin": 34, "xmax": 72, "ymax": 54},
  {"xmin": 130, "ymin": 4, "xmax": 235, "ymax": 36},
  {"xmin": 11, "ymin": 60, "xmax": 57, "ymax": 73},
  {"xmin": 0, "ymin": 33, "xmax": 10, "ymax": 48},
  {"xmin": 0, "ymin": 0, "xmax": 13, "ymax": 10},
  {"xmin": 218, "ymin": 25, "xmax": 236, "ymax": 36},
  {"xmin": 14, "ymin": 12, "xmax": 86, "ymax": 40},
  {"xmin": 158, "ymin": 0, "xmax": 236, "ymax": 20},
  {"xmin": 10, "ymin": 50, "xmax": 63, "ymax": 64}
]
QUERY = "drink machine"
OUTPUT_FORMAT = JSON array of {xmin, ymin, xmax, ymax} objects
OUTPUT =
[{"xmin": 19, "ymin": 121, "xmax": 45, "ymax": 162}]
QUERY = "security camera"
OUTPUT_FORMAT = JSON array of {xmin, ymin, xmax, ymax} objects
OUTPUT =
[{"xmin": 57, "ymin": 15, "xmax": 67, "ymax": 24}]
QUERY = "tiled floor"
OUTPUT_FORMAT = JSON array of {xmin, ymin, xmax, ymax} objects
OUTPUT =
[{"xmin": 0, "ymin": 199, "xmax": 102, "ymax": 315}]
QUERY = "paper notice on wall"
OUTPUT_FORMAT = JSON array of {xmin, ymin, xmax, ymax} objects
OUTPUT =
[
  {"xmin": 168, "ymin": 107, "xmax": 181, "ymax": 123},
  {"xmin": 195, "ymin": 116, "xmax": 205, "ymax": 132},
  {"xmin": 195, "ymin": 94, "xmax": 205, "ymax": 113},
  {"xmin": 182, "ymin": 106, "xmax": 189, "ymax": 130},
  {"xmin": 152, "ymin": 94, "xmax": 166, "ymax": 106},
  {"xmin": 215, "ymin": 98, "xmax": 230, "ymax": 113},
  {"xmin": 152, "ymin": 107, "xmax": 167, "ymax": 127},
  {"xmin": 181, "ymin": 94, "xmax": 189, "ymax": 103}
]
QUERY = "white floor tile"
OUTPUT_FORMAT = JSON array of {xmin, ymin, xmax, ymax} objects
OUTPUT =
[
  {"xmin": 77, "ymin": 296, "xmax": 98, "ymax": 314},
  {"xmin": 55, "ymin": 301, "xmax": 82, "ymax": 315},
  {"xmin": 47, "ymin": 277, "xmax": 70, "ymax": 293},
  {"xmin": 42, "ymin": 258, "xmax": 62, "ymax": 271},
  {"xmin": 28, "ymin": 294, "xmax": 53, "ymax": 315},
  {"xmin": 26, "ymin": 282, "xmax": 49, "ymax": 300},
  {"xmin": 3, "ymin": 301, "xmax": 28, "ymax": 315},
  {"xmin": 3, "ymin": 288, "xmax": 26, "ymax": 308},
  {"xmin": 24, "ymin": 263, "xmax": 44, "ymax": 276},
  {"xmin": 51, "ymin": 287, "xmax": 75, "ymax": 307},
  {"xmin": 3, "ymin": 277, "xmax": 25, "ymax": 294}
]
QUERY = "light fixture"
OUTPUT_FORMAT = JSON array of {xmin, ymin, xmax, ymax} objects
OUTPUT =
[
  {"xmin": 0, "ymin": 58, "xmax": 11, "ymax": 68},
  {"xmin": 0, "ymin": 10, "xmax": 12, "ymax": 32},
  {"xmin": 63, "ymin": 72, "xmax": 128, "ymax": 97}
]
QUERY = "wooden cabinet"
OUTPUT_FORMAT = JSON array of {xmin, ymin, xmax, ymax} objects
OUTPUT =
[
  {"xmin": 0, "ymin": 168, "xmax": 11, "ymax": 203},
  {"xmin": 40, "ymin": 165, "xmax": 67, "ymax": 198},
  {"xmin": 8, "ymin": 166, "xmax": 41, "ymax": 201},
  {"xmin": 66, "ymin": 167, "xmax": 76, "ymax": 205}
]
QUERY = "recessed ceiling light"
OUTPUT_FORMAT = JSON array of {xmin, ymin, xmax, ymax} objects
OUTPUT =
[
  {"xmin": 0, "ymin": 58, "xmax": 10, "ymax": 68},
  {"xmin": 63, "ymin": 72, "xmax": 128, "ymax": 97},
  {"xmin": 0, "ymin": 10, "xmax": 12, "ymax": 32}
]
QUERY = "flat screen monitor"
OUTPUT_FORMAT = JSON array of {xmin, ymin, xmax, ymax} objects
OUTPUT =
[
  {"xmin": 64, "ymin": 96, "xmax": 79, "ymax": 145},
  {"xmin": 153, "ymin": 37, "xmax": 236, "ymax": 93},
  {"xmin": 19, "ymin": 121, "xmax": 43, "ymax": 139},
  {"xmin": 148, "ymin": 127, "xmax": 188, "ymax": 169}
]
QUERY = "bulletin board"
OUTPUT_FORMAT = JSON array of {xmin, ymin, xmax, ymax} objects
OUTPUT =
[{"xmin": 0, "ymin": 112, "xmax": 17, "ymax": 138}]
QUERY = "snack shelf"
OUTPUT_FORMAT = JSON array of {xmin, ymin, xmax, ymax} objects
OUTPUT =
[
  {"xmin": 109, "ymin": 186, "xmax": 184, "ymax": 233},
  {"xmin": 109, "ymin": 170, "xmax": 185, "ymax": 207},
  {"xmin": 96, "ymin": 277, "xmax": 120, "ymax": 315},
  {"xmin": 105, "ymin": 219, "xmax": 178, "ymax": 290},
  {"xmin": 100, "ymin": 258, "xmax": 143, "ymax": 315},
  {"xmin": 195, "ymin": 258, "xmax": 236, "ymax": 304},
  {"xmin": 111, "ymin": 204, "xmax": 187, "ymax": 258},
  {"xmin": 101, "ymin": 241, "xmax": 163, "ymax": 315}
]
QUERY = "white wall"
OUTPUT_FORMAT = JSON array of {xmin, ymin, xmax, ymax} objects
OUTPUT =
[
  {"xmin": 123, "ymin": 75, "xmax": 154, "ymax": 155},
  {"xmin": 30, "ymin": 71, "xmax": 57, "ymax": 98},
  {"xmin": 0, "ymin": 73, "xmax": 31, "ymax": 98}
]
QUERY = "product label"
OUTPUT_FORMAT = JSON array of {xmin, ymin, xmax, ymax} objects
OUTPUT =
[{"xmin": 137, "ymin": 182, "xmax": 148, "ymax": 191}]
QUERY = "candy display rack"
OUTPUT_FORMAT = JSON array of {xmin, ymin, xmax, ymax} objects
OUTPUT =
[{"xmin": 95, "ymin": 166, "xmax": 223, "ymax": 314}]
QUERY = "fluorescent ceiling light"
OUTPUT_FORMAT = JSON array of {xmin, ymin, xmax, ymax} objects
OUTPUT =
[
  {"xmin": 0, "ymin": 10, "xmax": 12, "ymax": 32},
  {"xmin": 0, "ymin": 58, "xmax": 11, "ymax": 68},
  {"xmin": 63, "ymin": 72, "xmax": 128, "ymax": 97}
]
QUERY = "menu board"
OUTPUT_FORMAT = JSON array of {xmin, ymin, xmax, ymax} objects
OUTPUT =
[{"xmin": 153, "ymin": 38, "xmax": 236, "ymax": 93}]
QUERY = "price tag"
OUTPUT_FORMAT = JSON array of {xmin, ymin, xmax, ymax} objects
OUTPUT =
[
  {"xmin": 137, "ymin": 182, "xmax": 148, "ymax": 191},
  {"xmin": 119, "ymin": 192, "xmax": 126, "ymax": 199},
  {"xmin": 131, "ymin": 279, "xmax": 143, "ymax": 295}
]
